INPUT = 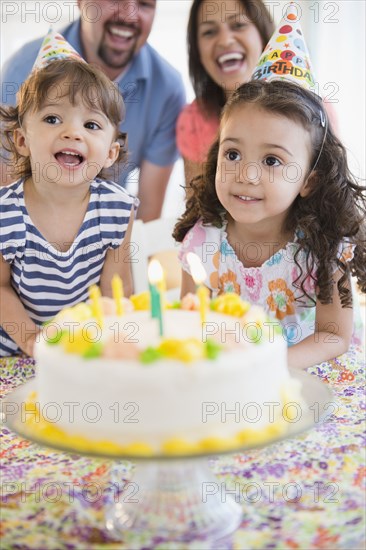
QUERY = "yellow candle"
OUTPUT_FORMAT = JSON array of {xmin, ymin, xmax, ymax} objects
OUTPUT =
[
  {"xmin": 157, "ymin": 269, "xmax": 167, "ymax": 309},
  {"xmin": 111, "ymin": 274, "xmax": 124, "ymax": 315},
  {"xmin": 197, "ymin": 284, "xmax": 209, "ymax": 324},
  {"xmin": 186, "ymin": 252, "xmax": 209, "ymax": 324},
  {"xmin": 89, "ymin": 284, "xmax": 104, "ymax": 327}
]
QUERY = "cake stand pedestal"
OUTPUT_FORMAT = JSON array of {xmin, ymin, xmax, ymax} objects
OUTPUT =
[
  {"xmin": 2, "ymin": 369, "xmax": 334, "ymax": 545},
  {"xmin": 106, "ymin": 458, "xmax": 242, "ymax": 541}
]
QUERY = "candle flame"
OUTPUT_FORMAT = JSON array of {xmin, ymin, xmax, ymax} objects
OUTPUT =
[
  {"xmin": 148, "ymin": 259, "xmax": 164, "ymax": 284},
  {"xmin": 186, "ymin": 252, "xmax": 206, "ymax": 285}
]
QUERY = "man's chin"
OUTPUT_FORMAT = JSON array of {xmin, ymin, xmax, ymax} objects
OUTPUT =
[{"xmin": 98, "ymin": 45, "xmax": 136, "ymax": 71}]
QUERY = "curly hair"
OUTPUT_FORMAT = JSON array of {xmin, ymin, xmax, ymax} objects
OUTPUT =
[
  {"xmin": 187, "ymin": 0, "xmax": 274, "ymax": 117},
  {"xmin": 173, "ymin": 80, "xmax": 366, "ymax": 307},
  {"xmin": 0, "ymin": 58, "xmax": 127, "ymax": 181}
]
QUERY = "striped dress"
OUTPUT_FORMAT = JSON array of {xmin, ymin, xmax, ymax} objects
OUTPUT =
[{"xmin": 0, "ymin": 178, "xmax": 138, "ymax": 356}]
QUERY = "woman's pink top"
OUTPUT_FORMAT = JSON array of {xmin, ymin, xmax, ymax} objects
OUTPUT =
[{"xmin": 176, "ymin": 100, "xmax": 219, "ymax": 164}]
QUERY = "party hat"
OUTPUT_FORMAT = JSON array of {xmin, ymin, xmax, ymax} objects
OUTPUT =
[
  {"xmin": 251, "ymin": 2, "xmax": 316, "ymax": 92},
  {"xmin": 32, "ymin": 28, "xmax": 85, "ymax": 71}
]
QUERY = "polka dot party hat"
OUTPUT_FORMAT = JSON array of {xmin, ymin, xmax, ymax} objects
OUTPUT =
[
  {"xmin": 251, "ymin": 2, "xmax": 316, "ymax": 92},
  {"xmin": 32, "ymin": 27, "xmax": 85, "ymax": 71}
]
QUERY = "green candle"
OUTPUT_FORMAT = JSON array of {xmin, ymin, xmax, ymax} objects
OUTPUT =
[
  {"xmin": 149, "ymin": 283, "xmax": 163, "ymax": 335},
  {"xmin": 148, "ymin": 260, "xmax": 164, "ymax": 336}
]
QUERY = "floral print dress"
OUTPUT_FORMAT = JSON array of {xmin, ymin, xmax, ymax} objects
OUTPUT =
[{"xmin": 178, "ymin": 219, "xmax": 363, "ymax": 346}]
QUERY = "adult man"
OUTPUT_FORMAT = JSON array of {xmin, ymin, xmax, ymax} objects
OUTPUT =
[{"xmin": 1, "ymin": 0, "xmax": 185, "ymax": 221}]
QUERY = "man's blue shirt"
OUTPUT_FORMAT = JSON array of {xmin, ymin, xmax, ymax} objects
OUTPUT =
[{"xmin": 1, "ymin": 20, "xmax": 186, "ymax": 185}]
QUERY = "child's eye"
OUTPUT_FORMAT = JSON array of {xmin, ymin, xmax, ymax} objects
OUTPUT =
[
  {"xmin": 225, "ymin": 150, "xmax": 241, "ymax": 162},
  {"xmin": 44, "ymin": 115, "xmax": 60, "ymax": 124},
  {"xmin": 264, "ymin": 156, "xmax": 281, "ymax": 167},
  {"xmin": 85, "ymin": 121, "xmax": 101, "ymax": 130}
]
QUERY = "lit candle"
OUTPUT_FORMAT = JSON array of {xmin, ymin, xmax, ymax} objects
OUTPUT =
[
  {"xmin": 157, "ymin": 268, "xmax": 167, "ymax": 309},
  {"xmin": 89, "ymin": 284, "xmax": 104, "ymax": 327},
  {"xmin": 186, "ymin": 252, "xmax": 209, "ymax": 324},
  {"xmin": 111, "ymin": 274, "xmax": 124, "ymax": 315},
  {"xmin": 148, "ymin": 259, "xmax": 164, "ymax": 336}
]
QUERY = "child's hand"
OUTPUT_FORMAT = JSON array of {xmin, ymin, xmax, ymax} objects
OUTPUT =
[{"xmin": 22, "ymin": 330, "xmax": 41, "ymax": 358}]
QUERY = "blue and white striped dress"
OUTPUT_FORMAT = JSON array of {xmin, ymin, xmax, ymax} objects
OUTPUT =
[{"xmin": 0, "ymin": 178, "xmax": 138, "ymax": 356}]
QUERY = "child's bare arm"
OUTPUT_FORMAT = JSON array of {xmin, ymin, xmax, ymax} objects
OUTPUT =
[
  {"xmin": 288, "ymin": 269, "xmax": 353, "ymax": 369},
  {"xmin": 99, "ymin": 209, "xmax": 135, "ymax": 298},
  {"xmin": 0, "ymin": 254, "xmax": 41, "ymax": 356}
]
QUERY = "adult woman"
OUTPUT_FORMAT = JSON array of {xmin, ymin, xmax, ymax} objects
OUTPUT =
[{"xmin": 177, "ymin": 0, "xmax": 274, "ymax": 185}]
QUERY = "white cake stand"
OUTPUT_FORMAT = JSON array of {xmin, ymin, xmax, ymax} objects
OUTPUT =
[{"xmin": 2, "ymin": 369, "xmax": 334, "ymax": 544}]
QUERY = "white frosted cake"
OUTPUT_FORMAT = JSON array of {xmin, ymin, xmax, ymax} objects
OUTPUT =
[{"xmin": 30, "ymin": 293, "xmax": 301, "ymax": 455}]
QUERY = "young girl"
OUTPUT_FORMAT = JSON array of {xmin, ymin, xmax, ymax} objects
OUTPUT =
[
  {"xmin": 174, "ymin": 80, "xmax": 365, "ymax": 370},
  {"xmin": 0, "ymin": 58, "xmax": 138, "ymax": 357}
]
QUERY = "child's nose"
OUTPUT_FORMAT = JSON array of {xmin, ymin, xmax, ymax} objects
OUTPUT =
[
  {"xmin": 243, "ymin": 162, "xmax": 261, "ymax": 185},
  {"xmin": 61, "ymin": 124, "xmax": 82, "ymax": 141}
]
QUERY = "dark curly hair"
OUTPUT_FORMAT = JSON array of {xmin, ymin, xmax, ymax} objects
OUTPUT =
[
  {"xmin": 173, "ymin": 80, "xmax": 366, "ymax": 307},
  {"xmin": 187, "ymin": 0, "xmax": 274, "ymax": 117},
  {"xmin": 0, "ymin": 58, "xmax": 127, "ymax": 181}
]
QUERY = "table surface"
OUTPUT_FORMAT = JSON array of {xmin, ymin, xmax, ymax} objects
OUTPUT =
[{"xmin": 1, "ymin": 346, "xmax": 365, "ymax": 550}]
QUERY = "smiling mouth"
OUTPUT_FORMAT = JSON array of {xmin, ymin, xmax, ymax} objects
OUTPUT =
[
  {"xmin": 235, "ymin": 195, "xmax": 261, "ymax": 202},
  {"xmin": 217, "ymin": 52, "xmax": 245, "ymax": 73},
  {"xmin": 55, "ymin": 151, "xmax": 84, "ymax": 168},
  {"xmin": 107, "ymin": 24, "xmax": 136, "ymax": 42}
]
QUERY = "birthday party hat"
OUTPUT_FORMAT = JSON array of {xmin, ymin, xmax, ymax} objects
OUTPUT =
[
  {"xmin": 32, "ymin": 27, "xmax": 85, "ymax": 71},
  {"xmin": 251, "ymin": 2, "xmax": 316, "ymax": 92}
]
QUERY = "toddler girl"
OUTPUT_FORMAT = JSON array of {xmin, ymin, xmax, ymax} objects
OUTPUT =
[
  {"xmin": 0, "ymin": 57, "xmax": 138, "ymax": 357},
  {"xmin": 174, "ymin": 80, "xmax": 365, "ymax": 369}
]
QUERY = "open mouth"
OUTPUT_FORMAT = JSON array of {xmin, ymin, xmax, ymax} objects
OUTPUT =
[
  {"xmin": 107, "ymin": 24, "xmax": 136, "ymax": 43},
  {"xmin": 55, "ymin": 150, "xmax": 85, "ymax": 168},
  {"xmin": 235, "ymin": 195, "xmax": 261, "ymax": 203},
  {"xmin": 217, "ymin": 52, "xmax": 245, "ymax": 74}
]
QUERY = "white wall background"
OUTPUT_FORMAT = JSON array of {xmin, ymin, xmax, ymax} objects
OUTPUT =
[{"xmin": 1, "ymin": 1, "xmax": 365, "ymax": 218}]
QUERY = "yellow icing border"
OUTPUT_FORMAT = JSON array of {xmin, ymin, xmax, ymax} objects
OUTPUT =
[{"xmin": 19, "ymin": 393, "xmax": 289, "ymax": 457}]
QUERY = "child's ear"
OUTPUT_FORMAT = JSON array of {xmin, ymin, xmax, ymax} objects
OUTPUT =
[
  {"xmin": 103, "ymin": 142, "xmax": 120, "ymax": 168},
  {"xmin": 13, "ymin": 128, "xmax": 30, "ymax": 157},
  {"xmin": 300, "ymin": 170, "xmax": 317, "ymax": 198}
]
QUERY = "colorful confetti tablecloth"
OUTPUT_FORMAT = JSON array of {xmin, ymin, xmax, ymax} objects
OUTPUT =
[{"xmin": 1, "ymin": 347, "xmax": 365, "ymax": 550}]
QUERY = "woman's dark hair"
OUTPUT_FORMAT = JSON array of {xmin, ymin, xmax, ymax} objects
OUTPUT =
[
  {"xmin": 0, "ymin": 58, "xmax": 127, "ymax": 181},
  {"xmin": 188, "ymin": 0, "xmax": 274, "ymax": 117},
  {"xmin": 173, "ymin": 79, "xmax": 366, "ymax": 307}
]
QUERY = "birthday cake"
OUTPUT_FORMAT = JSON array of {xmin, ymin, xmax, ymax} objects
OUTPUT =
[{"xmin": 30, "ymin": 293, "xmax": 302, "ymax": 456}]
